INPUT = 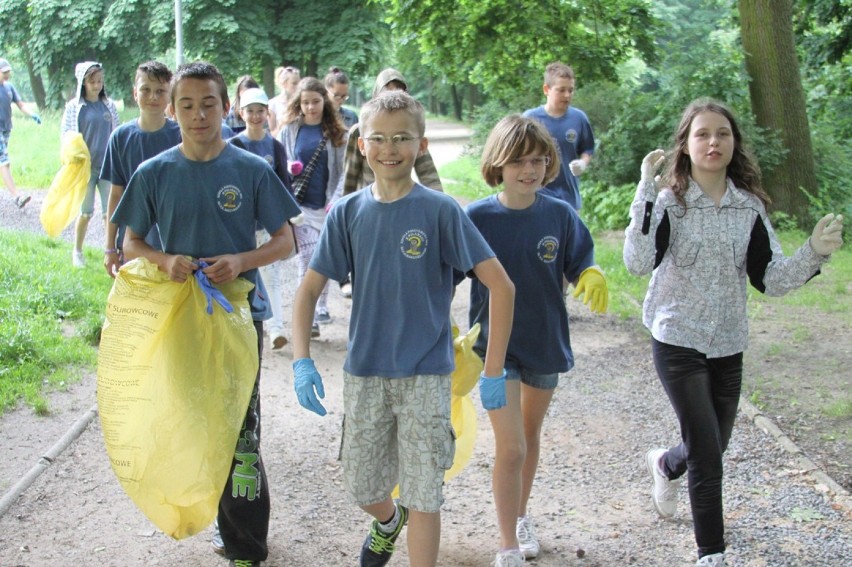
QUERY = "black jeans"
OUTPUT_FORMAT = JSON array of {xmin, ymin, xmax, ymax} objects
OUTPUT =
[
  {"xmin": 218, "ymin": 320, "xmax": 270, "ymax": 561},
  {"xmin": 651, "ymin": 339, "xmax": 743, "ymax": 558}
]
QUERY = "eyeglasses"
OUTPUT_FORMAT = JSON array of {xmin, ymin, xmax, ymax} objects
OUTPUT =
[
  {"xmin": 505, "ymin": 156, "xmax": 550, "ymax": 168},
  {"xmin": 333, "ymin": 94, "xmax": 349, "ymax": 102},
  {"xmin": 363, "ymin": 135, "xmax": 421, "ymax": 146}
]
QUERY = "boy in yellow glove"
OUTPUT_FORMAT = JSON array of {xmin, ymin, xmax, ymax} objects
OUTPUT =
[{"xmin": 459, "ymin": 114, "xmax": 607, "ymax": 567}]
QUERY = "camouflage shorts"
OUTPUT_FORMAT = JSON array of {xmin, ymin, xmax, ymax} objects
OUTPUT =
[{"xmin": 341, "ymin": 372, "xmax": 455, "ymax": 513}]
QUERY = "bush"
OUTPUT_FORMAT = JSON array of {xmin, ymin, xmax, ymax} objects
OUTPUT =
[{"xmin": 581, "ymin": 182, "xmax": 636, "ymax": 232}]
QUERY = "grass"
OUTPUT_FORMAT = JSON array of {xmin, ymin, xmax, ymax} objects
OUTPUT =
[
  {"xmin": 0, "ymin": 228, "xmax": 112, "ymax": 415},
  {"xmin": 9, "ymin": 104, "xmax": 136, "ymax": 190}
]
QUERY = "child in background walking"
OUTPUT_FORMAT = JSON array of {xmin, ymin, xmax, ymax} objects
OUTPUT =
[
  {"xmin": 225, "ymin": 75, "xmax": 260, "ymax": 135},
  {"xmin": 278, "ymin": 77, "xmax": 346, "ymax": 337},
  {"xmin": 463, "ymin": 115, "xmax": 607, "ymax": 566},
  {"xmin": 523, "ymin": 62, "xmax": 594, "ymax": 211},
  {"xmin": 324, "ymin": 66, "xmax": 358, "ymax": 130},
  {"xmin": 0, "ymin": 57, "xmax": 41, "ymax": 208},
  {"xmin": 291, "ymin": 90, "xmax": 514, "ymax": 567},
  {"xmin": 228, "ymin": 87, "xmax": 292, "ymax": 350},
  {"xmin": 62, "ymin": 61, "xmax": 119, "ymax": 267},
  {"xmin": 101, "ymin": 60, "xmax": 181, "ymax": 277},
  {"xmin": 268, "ymin": 66, "xmax": 300, "ymax": 136},
  {"xmin": 623, "ymin": 98, "xmax": 844, "ymax": 567}
]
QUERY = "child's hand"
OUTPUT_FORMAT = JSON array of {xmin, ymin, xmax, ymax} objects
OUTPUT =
[
  {"xmin": 641, "ymin": 149, "xmax": 665, "ymax": 184},
  {"xmin": 163, "ymin": 254, "xmax": 197, "ymax": 283},
  {"xmin": 199, "ymin": 254, "xmax": 243, "ymax": 284},
  {"xmin": 809, "ymin": 213, "xmax": 844, "ymax": 256},
  {"xmin": 572, "ymin": 267, "xmax": 609, "ymax": 314},
  {"xmin": 293, "ymin": 358, "xmax": 327, "ymax": 416},
  {"xmin": 569, "ymin": 159, "xmax": 587, "ymax": 177},
  {"xmin": 479, "ymin": 369, "xmax": 507, "ymax": 411}
]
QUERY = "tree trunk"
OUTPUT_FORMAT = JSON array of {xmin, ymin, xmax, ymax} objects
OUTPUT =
[
  {"xmin": 450, "ymin": 84, "xmax": 463, "ymax": 121},
  {"xmin": 739, "ymin": 0, "xmax": 815, "ymax": 223},
  {"xmin": 24, "ymin": 58, "xmax": 46, "ymax": 110}
]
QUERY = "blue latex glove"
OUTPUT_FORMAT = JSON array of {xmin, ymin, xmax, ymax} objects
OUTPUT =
[
  {"xmin": 293, "ymin": 358, "xmax": 327, "ymax": 416},
  {"xmin": 479, "ymin": 369, "xmax": 507, "ymax": 411},
  {"xmin": 194, "ymin": 261, "xmax": 233, "ymax": 314},
  {"xmin": 31, "ymin": 114, "xmax": 41, "ymax": 125}
]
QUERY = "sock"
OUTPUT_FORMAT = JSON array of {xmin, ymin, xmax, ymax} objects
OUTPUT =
[{"xmin": 377, "ymin": 505, "xmax": 401, "ymax": 534}]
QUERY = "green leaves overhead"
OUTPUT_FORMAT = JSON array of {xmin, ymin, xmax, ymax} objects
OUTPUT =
[{"xmin": 375, "ymin": 0, "xmax": 658, "ymax": 101}]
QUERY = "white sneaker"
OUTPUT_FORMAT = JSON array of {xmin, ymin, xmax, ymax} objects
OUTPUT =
[
  {"xmin": 493, "ymin": 549, "xmax": 525, "ymax": 567},
  {"xmin": 646, "ymin": 448, "xmax": 681, "ymax": 519},
  {"xmin": 72, "ymin": 249, "xmax": 86, "ymax": 268},
  {"xmin": 340, "ymin": 282, "xmax": 352, "ymax": 298},
  {"xmin": 696, "ymin": 552, "xmax": 726, "ymax": 566},
  {"xmin": 516, "ymin": 515, "xmax": 540, "ymax": 559}
]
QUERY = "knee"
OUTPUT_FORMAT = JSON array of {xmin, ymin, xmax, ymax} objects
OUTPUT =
[{"xmin": 496, "ymin": 439, "xmax": 526, "ymax": 471}]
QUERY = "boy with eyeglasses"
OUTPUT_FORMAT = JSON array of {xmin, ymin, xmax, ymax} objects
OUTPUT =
[
  {"xmin": 523, "ymin": 62, "xmax": 595, "ymax": 211},
  {"xmin": 291, "ymin": 90, "xmax": 515, "ymax": 567}
]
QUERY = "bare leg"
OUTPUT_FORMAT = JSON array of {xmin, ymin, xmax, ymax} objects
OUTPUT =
[
  {"xmin": 518, "ymin": 383, "xmax": 555, "ymax": 516},
  {"xmin": 487, "ymin": 381, "xmax": 525, "ymax": 549},
  {"xmin": 0, "ymin": 163, "xmax": 20, "ymax": 197},
  {"xmin": 75, "ymin": 215, "xmax": 91, "ymax": 252},
  {"xmin": 407, "ymin": 510, "xmax": 441, "ymax": 567}
]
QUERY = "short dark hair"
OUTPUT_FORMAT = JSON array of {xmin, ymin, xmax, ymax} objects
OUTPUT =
[
  {"xmin": 136, "ymin": 60, "xmax": 172, "ymax": 84},
  {"xmin": 170, "ymin": 61, "xmax": 228, "ymax": 108}
]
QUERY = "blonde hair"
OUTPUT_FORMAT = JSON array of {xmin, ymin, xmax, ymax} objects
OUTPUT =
[
  {"xmin": 544, "ymin": 62, "xmax": 575, "ymax": 87},
  {"xmin": 480, "ymin": 115, "xmax": 560, "ymax": 187},
  {"xmin": 359, "ymin": 90, "xmax": 426, "ymax": 136}
]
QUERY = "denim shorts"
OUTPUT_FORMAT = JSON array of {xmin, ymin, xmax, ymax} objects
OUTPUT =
[{"xmin": 505, "ymin": 364, "xmax": 559, "ymax": 390}]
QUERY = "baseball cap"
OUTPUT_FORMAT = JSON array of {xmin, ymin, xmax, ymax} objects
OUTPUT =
[
  {"xmin": 240, "ymin": 88, "xmax": 268, "ymax": 107},
  {"xmin": 0, "ymin": 59, "xmax": 11, "ymax": 73}
]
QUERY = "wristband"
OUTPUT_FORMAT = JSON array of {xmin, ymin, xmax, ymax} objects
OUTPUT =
[{"xmin": 104, "ymin": 248, "xmax": 118, "ymax": 254}]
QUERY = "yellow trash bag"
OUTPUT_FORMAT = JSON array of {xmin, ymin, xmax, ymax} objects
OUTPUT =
[
  {"xmin": 393, "ymin": 323, "xmax": 482, "ymax": 499},
  {"xmin": 97, "ymin": 257, "xmax": 259, "ymax": 539},
  {"xmin": 40, "ymin": 132, "xmax": 91, "ymax": 238}
]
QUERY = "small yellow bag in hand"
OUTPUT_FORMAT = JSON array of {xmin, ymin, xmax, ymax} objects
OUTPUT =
[{"xmin": 97, "ymin": 257, "xmax": 258, "ymax": 539}]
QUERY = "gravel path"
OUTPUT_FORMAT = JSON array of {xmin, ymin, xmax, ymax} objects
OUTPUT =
[{"xmin": 1, "ymin": 159, "xmax": 850, "ymax": 565}]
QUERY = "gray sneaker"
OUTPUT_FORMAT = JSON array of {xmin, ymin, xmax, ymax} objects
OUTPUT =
[
  {"xmin": 14, "ymin": 194, "xmax": 31, "ymax": 209},
  {"xmin": 646, "ymin": 448, "xmax": 681, "ymax": 519},
  {"xmin": 211, "ymin": 518, "xmax": 224, "ymax": 555}
]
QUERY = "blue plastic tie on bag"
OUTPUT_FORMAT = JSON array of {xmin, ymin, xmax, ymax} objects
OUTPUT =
[{"xmin": 194, "ymin": 261, "xmax": 234, "ymax": 314}]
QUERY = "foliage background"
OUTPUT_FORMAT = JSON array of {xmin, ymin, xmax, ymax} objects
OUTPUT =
[{"xmin": 1, "ymin": 0, "xmax": 849, "ymax": 227}]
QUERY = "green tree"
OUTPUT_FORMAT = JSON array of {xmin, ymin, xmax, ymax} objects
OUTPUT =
[
  {"xmin": 376, "ymin": 0, "xmax": 657, "ymax": 117},
  {"xmin": 739, "ymin": 0, "xmax": 815, "ymax": 221}
]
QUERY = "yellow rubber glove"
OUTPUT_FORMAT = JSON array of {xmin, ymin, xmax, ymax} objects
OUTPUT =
[{"xmin": 572, "ymin": 266, "xmax": 609, "ymax": 314}]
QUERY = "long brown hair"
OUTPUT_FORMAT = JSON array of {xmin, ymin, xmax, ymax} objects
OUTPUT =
[
  {"xmin": 284, "ymin": 77, "xmax": 346, "ymax": 147},
  {"xmin": 662, "ymin": 98, "xmax": 770, "ymax": 207}
]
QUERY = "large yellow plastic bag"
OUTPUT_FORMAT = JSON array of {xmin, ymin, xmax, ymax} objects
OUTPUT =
[
  {"xmin": 393, "ymin": 323, "xmax": 482, "ymax": 498},
  {"xmin": 40, "ymin": 132, "xmax": 91, "ymax": 238},
  {"xmin": 97, "ymin": 257, "xmax": 258, "ymax": 539}
]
